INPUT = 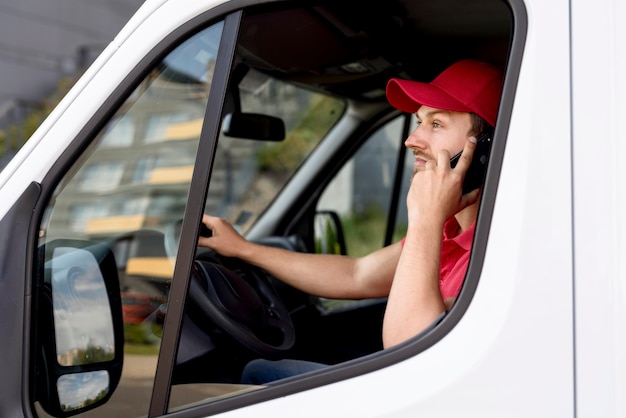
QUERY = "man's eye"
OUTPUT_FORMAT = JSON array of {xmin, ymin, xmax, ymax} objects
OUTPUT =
[
  {"xmin": 433, "ymin": 122, "xmax": 441, "ymax": 128},
  {"xmin": 415, "ymin": 119, "xmax": 422, "ymax": 127}
]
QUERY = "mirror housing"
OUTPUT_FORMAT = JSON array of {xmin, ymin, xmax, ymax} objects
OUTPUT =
[
  {"xmin": 314, "ymin": 210, "xmax": 347, "ymax": 255},
  {"xmin": 36, "ymin": 240, "xmax": 124, "ymax": 417},
  {"xmin": 221, "ymin": 64, "xmax": 285, "ymax": 142},
  {"xmin": 222, "ymin": 112, "xmax": 286, "ymax": 141}
]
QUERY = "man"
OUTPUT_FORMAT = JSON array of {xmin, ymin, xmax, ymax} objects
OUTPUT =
[{"xmin": 199, "ymin": 59, "xmax": 503, "ymax": 381}]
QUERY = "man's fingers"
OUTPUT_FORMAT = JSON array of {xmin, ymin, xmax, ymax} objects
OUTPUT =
[
  {"xmin": 435, "ymin": 149, "xmax": 452, "ymax": 168},
  {"xmin": 454, "ymin": 136, "xmax": 477, "ymax": 173},
  {"xmin": 199, "ymin": 214, "xmax": 219, "ymax": 246},
  {"xmin": 202, "ymin": 213, "xmax": 216, "ymax": 226},
  {"xmin": 202, "ymin": 214, "xmax": 224, "ymax": 232}
]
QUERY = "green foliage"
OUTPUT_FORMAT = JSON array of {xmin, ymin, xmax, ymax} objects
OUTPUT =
[
  {"xmin": 341, "ymin": 205, "xmax": 407, "ymax": 257},
  {"xmin": 314, "ymin": 205, "xmax": 407, "ymax": 258},
  {"xmin": 256, "ymin": 95, "xmax": 344, "ymax": 173},
  {"xmin": 68, "ymin": 343, "xmax": 115, "ymax": 365},
  {"xmin": 340, "ymin": 206, "xmax": 387, "ymax": 257},
  {"xmin": 123, "ymin": 323, "xmax": 161, "ymax": 355},
  {"xmin": 124, "ymin": 323, "xmax": 161, "ymax": 345},
  {"xmin": 0, "ymin": 76, "xmax": 76, "ymax": 159},
  {"xmin": 62, "ymin": 388, "xmax": 108, "ymax": 411},
  {"xmin": 124, "ymin": 343, "xmax": 159, "ymax": 355}
]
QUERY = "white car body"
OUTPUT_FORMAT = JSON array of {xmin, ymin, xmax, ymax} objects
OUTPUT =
[{"xmin": 1, "ymin": 0, "xmax": 624, "ymax": 417}]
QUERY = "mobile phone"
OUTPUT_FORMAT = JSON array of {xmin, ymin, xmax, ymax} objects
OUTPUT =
[{"xmin": 449, "ymin": 129, "xmax": 493, "ymax": 194}]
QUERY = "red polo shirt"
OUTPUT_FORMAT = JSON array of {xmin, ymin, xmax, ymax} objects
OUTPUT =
[{"xmin": 439, "ymin": 217, "xmax": 475, "ymax": 300}]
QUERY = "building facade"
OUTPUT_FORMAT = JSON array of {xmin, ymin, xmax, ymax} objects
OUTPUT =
[{"xmin": 0, "ymin": 0, "xmax": 145, "ymax": 166}]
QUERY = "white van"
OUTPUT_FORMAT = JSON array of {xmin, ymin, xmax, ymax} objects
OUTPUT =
[{"xmin": 1, "ymin": 0, "xmax": 624, "ymax": 416}]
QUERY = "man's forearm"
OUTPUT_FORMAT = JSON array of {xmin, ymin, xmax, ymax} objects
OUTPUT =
[
  {"xmin": 382, "ymin": 220, "xmax": 446, "ymax": 348},
  {"xmin": 235, "ymin": 242, "xmax": 354, "ymax": 297},
  {"xmin": 235, "ymin": 241, "xmax": 395, "ymax": 300},
  {"xmin": 200, "ymin": 215, "xmax": 399, "ymax": 301}
]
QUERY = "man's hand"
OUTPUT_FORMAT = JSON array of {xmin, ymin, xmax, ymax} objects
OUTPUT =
[
  {"xmin": 406, "ymin": 136, "xmax": 481, "ymax": 225},
  {"xmin": 198, "ymin": 214, "xmax": 248, "ymax": 258},
  {"xmin": 384, "ymin": 137, "xmax": 481, "ymax": 347}
]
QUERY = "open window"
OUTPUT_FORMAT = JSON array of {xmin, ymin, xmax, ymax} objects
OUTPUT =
[
  {"xmin": 33, "ymin": 20, "xmax": 226, "ymax": 417},
  {"xmin": 166, "ymin": 0, "xmax": 523, "ymax": 414},
  {"xmin": 30, "ymin": 0, "xmax": 524, "ymax": 416}
]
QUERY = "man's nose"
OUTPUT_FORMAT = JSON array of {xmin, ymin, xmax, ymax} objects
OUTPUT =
[{"xmin": 404, "ymin": 126, "xmax": 427, "ymax": 150}]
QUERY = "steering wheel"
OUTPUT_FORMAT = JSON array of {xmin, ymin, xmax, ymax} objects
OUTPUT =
[{"xmin": 165, "ymin": 219, "xmax": 295, "ymax": 358}]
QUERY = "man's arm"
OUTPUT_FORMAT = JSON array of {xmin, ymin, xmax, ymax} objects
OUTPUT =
[
  {"xmin": 382, "ymin": 137, "xmax": 479, "ymax": 348},
  {"xmin": 199, "ymin": 215, "xmax": 402, "ymax": 300},
  {"xmin": 383, "ymin": 215, "xmax": 447, "ymax": 347}
]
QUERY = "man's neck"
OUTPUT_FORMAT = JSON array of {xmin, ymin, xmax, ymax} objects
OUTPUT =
[{"xmin": 454, "ymin": 202, "xmax": 479, "ymax": 234}]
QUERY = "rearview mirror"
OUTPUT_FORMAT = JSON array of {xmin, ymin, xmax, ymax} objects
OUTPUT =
[
  {"xmin": 222, "ymin": 112, "xmax": 286, "ymax": 141},
  {"xmin": 37, "ymin": 240, "xmax": 124, "ymax": 417}
]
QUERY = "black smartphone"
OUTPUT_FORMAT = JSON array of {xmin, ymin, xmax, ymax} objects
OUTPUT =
[{"xmin": 449, "ymin": 129, "xmax": 493, "ymax": 194}]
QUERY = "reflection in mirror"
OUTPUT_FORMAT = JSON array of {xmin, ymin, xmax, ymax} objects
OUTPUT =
[
  {"xmin": 57, "ymin": 371, "xmax": 110, "ymax": 412},
  {"xmin": 51, "ymin": 247, "xmax": 115, "ymax": 366},
  {"xmin": 314, "ymin": 211, "xmax": 346, "ymax": 255}
]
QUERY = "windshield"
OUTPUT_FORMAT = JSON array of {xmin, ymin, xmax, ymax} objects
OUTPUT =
[{"xmin": 205, "ymin": 68, "xmax": 346, "ymax": 233}]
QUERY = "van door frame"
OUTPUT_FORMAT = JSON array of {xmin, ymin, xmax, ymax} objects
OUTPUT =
[{"xmin": 147, "ymin": 10, "xmax": 243, "ymax": 417}]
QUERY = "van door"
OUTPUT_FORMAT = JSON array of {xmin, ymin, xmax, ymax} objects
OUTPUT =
[
  {"xmin": 29, "ymin": 15, "xmax": 235, "ymax": 418},
  {"xmin": 6, "ymin": 0, "xmax": 543, "ymax": 416},
  {"xmin": 571, "ymin": 0, "xmax": 626, "ymax": 416}
]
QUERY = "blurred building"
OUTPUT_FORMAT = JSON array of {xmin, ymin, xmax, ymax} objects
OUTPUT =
[{"xmin": 0, "ymin": 0, "xmax": 145, "ymax": 166}]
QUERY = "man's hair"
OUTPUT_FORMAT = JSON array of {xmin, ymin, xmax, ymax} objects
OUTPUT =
[{"xmin": 469, "ymin": 112, "xmax": 493, "ymax": 137}]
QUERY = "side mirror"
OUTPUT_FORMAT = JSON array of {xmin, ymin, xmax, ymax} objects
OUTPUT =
[
  {"xmin": 222, "ymin": 112, "xmax": 286, "ymax": 141},
  {"xmin": 36, "ymin": 240, "xmax": 124, "ymax": 417},
  {"xmin": 314, "ymin": 210, "xmax": 347, "ymax": 255}
]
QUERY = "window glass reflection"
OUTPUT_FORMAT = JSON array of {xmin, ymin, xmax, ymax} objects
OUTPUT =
[
  {"xmin": 38, "ymin": 21, "xmax": 224, "ymax": 417},
  {"xmin": 51, "ymin": 247, "xmax": 115, "ymax": 366},
  {"xmin": 57, "ymin": 371, "xmax": 110, "ymax": 412},
  {"xmin": 76, "ymin": 162, "xmax": 125, "ymax": 191},
  {"xmin": 318, "ymin": 116, "xmax": 406, "ymax": 258},
  {"xmin": 100, "ymin": 116, "xmax": 135, "ymax": 148},
  {"xmin": 206, "ymin": 67, "xmax": 345, "ymax": 233}
]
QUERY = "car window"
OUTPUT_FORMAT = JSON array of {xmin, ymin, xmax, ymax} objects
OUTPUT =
[
  {"xmin": 134, "ymin": 23, "xmax": 348, "ymax": 409},
  {"xmin": 204, "ymin": 67, "xmax": 345, "ymax": 233},
  {"xmin": 165, "ymin": 0, "xmax": 517, "ymax": 414},
  {"xmin": 31, "ymin": 14, "xmax": 348, "ymax": 417},
  {"xmin": 165, "ymin": 63, "xmax": 346, "ymax": 415},
  {"xmin": 31, "ymin": 0, "xmax": 523, "ymax": 415},
  {"xmin": 314, "ymin": 115, "xmax": 414, "ymax": 311},
  {"xmin": 317, "ymin": 115, "xmax": 409, "ymax": 258},
  {"xmin": 34, "ymin": 21, "xmax": 224, "ymax": 418}
]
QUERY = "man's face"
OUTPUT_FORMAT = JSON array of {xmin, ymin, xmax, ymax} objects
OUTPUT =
[{"xmin": 405, "ymin": 105, "xmax": 473, "ymax": 175}]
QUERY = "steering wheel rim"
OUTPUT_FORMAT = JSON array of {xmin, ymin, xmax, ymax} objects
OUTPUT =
[
  {"xmin": 188, "ymin": 252, "xmax": 296, "ymax": 359},
  {"xmin": 164, "ymin": 218, "xmax": 295, "ymax": 357}
]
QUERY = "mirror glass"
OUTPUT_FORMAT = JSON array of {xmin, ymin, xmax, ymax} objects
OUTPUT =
[
  {"xmin": 51, "ymin": 247, "xmax": 115, "ymax": 366},
  {"xmin": 57, "ymin": 371, "xmax": 110, "ymax": 412},
  {"xmin": 314, "ymin": 211, "xmax": 344, "ymax": 255}
]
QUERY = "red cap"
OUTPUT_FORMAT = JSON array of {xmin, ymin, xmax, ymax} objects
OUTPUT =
[{"xmin": 386, "ymin": 59, "xmax": 503, "ymax": 126}]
